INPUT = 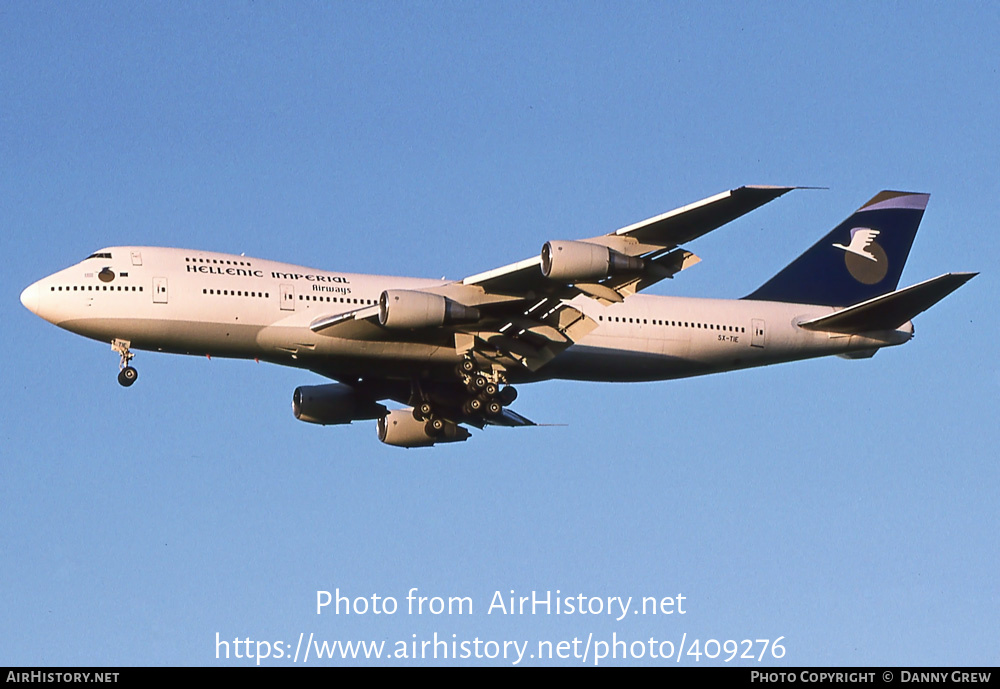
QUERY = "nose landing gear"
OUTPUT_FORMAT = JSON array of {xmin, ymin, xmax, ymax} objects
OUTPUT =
[{"xmin": 112, "ymin": 338, "xmax": 138, "ymax": 387}]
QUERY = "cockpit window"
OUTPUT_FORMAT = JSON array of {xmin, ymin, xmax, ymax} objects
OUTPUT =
[{"xmin": 86, "ymin": 252, "xmax": 112, "ymax": 259}]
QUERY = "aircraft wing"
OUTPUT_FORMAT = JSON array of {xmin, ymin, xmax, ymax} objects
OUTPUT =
[
  {"xmin": 311, "ymin": 185, "xmax": 794, "ymax": 370},
  {"xmin": 448, "ymin": 185, "xmax": 795, "ymax": 304},
  {"xmin": 582, "ymin": 184, "xmax": 798, "ymax": 255}
]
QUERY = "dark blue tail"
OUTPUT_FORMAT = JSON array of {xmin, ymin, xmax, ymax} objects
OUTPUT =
[{"xmin": 744, "ymin": 191, "xmax": 928, "ymax": 306}]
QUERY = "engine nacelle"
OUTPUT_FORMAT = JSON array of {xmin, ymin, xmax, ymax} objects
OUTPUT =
[
  {"xmin": 540, "ymin": 240, "xmax": 644, "ymax": 282},
  {"xmin": 378, "ymin": 290, "xmax": 480, "ymax": 329},
  {"xmin": 292, "ymin": 384, "xmax": 384, "ymax": 425},
  {"xmin": 377, "ymin": 409, "xmax": 471, "ymax": 448}
]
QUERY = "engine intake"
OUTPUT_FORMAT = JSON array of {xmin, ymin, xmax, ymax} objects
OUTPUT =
[
  {"xmin": 378, "ymin": 290, "xmax": 480, "ymax": 329},
  {"xmin": 377, "ymin": 409, "xmax": 471, "ymax": 448},
  {"xmin": 540, "ymin": 240, "xmax": 644, "ymax": 282},
  {"xmin": 292, "ymin": 384, "xmax": 384, "ymax": 425}
]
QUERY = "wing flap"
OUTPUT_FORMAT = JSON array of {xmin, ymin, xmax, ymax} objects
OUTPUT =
[
  {"xmin": 469, "ymin": 299, "xmax": 597, "ymax": 371},
  {"xmin": 486, "ymin": 408, "xmax": 536, "ymax": 427},
  {"xmin": 606, "ymin": 249, "xmax": 702, "ymax": 302}
]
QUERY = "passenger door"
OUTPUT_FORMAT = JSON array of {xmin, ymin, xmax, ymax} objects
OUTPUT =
[
  {"xmin": 280, "ymin": 284, "xmax": 295, "ymax": 311},
  {"xmin": 153, "ymin": 277, "xmax": 168, "ymax": 304},
  {"xmin": 751, "ymin": 318, "xmax": 765, "ymax": 348}
]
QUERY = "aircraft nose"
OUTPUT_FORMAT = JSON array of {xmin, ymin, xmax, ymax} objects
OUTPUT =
[{"xmin": 20, "ymin": 282, "xmax": 40, "ymax": 314}]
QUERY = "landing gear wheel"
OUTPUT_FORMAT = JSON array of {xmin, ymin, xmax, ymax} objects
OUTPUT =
[
  {"xmin": 486, "ymin": 400, "xmax": 503, "ymax": 416},
  {"xmin": 413, "ymin": 401, "xmax": 433, "ymax": 421},
  {"xmin": 117, "ymin": 366, "xmax": 138, "ymax": 387},
  {"xmin": 482, "ymin": 382, "xmax": 499, "ymax": 397},
  {"xmin": 425, "ymin": 418, "xmax": 445, "ymax": 437},
  {"xmin": 457, "ymin": 358, "xmax": 477, "ymax": 375},
  {"xmin": 498, "ymin": 386, "xmax": 518, "ymax": 406}
]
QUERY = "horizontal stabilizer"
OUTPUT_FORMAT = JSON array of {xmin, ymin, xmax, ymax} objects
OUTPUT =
[{"xmin": 799, "ymin": 272, "xmax": 977, "ymax": 334}]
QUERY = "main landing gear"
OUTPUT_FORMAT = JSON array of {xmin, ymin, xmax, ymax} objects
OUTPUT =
[
  {"xmin": 454, "ymin": 356, "xmax": 517, "ymax": 418},
  {"xmin": 409, "ymin": 357, "xmax": 518, "ymax": 436},
  {"xmin": 112, "ymin": 338, "xmax": 138, "ymax": 387},
  {"xmin": 456, "ymin": 358, "xmax": 517, "ymax": 418}
]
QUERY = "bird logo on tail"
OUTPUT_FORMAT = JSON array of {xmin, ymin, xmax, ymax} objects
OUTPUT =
[{"xmin": 833, "ymin": 228, "xmax": 889, "ymax": 284}]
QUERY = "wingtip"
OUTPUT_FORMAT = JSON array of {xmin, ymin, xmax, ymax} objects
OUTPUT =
[
  {"xmin": 738, "ymin": 185, "xmax": 828, "ymax": 201},
  {"xmin": 741, "ymin": 185, "xmax": 827, "ymax": 191},
  {"xmin": 740, "ymin": 185, "xmax": 796, "ymax": 193}
]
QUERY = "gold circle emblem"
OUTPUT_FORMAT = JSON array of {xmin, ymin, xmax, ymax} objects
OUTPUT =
[{"xmin": 844, "ymin": 244, "xmax": 888, "ymax": 284}]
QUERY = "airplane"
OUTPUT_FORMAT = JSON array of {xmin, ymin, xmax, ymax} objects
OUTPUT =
[{"xmin": 20, "ymin": 186, "xmax": 975, "ymax": 447}]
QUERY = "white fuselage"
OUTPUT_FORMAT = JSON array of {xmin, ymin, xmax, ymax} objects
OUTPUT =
[{"xmin": 20, "ymin": 246, "xmax": 913, "ymax": 384}]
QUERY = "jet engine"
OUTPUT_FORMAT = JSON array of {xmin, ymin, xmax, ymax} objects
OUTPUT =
[
  {"xmin": 376, "ymin": 409, "xmax": 471, "ymax": 448},
  {"xmin": 292, "ymin": 384, "xmax": 385, "ymax": 425},
  {"xmin": 378, "ymin": 290, "xmax": 480, "ymax": 329},
  {"xmin": 540, "ymin": 240, "xmax": 644, "ymax": 282}
]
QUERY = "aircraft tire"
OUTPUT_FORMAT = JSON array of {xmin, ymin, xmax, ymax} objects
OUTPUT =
[
  {"xmin": 118, "ymin": 367, "xmax": 138, "ymax": 387},
  {"xmin": 498, "ymin": 386, "xmax": 517, "ymax": 406},
  {"xmin": 425, "ymin": 418, "xmax": 445, "ymax": 436}
]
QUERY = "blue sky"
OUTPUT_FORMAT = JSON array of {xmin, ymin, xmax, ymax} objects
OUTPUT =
[{"xmin": 2, "ymin": 2, "xmax": 997, "ymax": 666}]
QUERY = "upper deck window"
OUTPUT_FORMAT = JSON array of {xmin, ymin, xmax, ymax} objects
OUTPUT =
[{"xmin": 86, "ymin": 252, "xmax": 112, "ymax": 260}]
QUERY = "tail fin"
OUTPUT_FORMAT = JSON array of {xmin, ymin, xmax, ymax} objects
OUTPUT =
[{"xmin": 744, "ymin": 191, "xmax": 929, "ymax": 306}]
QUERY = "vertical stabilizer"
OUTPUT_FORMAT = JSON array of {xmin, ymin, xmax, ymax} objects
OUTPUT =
[{"xmin": 744, "ymin": 191, "xmax": 928, "ymax": 306}]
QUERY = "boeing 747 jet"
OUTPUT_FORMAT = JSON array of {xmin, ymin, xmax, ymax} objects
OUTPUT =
[{"xmin": 20, "ymin": 186, "xmax": 975, "ymax": 447}]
